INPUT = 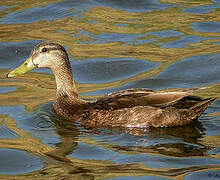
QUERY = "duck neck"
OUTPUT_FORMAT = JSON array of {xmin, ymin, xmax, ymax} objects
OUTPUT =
[{"xmin": 51, "ymin": 62, "xmax": 78, "ymax": 99}]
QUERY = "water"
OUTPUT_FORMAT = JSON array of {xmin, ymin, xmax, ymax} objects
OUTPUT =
[{"xmin": 0, "ymin": 0, "xmax": 220, "ymax": 179}]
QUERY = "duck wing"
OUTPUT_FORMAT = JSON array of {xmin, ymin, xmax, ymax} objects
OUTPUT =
[
  {"xmin": 92, "ymin": 88, "xmax": 192, "ymax": 110},
  {"xmin": 86, "ymin": 97, "xmax": 215, "ymax": 128}
]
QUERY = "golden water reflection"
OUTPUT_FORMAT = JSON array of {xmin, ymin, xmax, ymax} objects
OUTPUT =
[{"xmin": 0, "ymin": 0, "xmax": 220, "ymax": 179}]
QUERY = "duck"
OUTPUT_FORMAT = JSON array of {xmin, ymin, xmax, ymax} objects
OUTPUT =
[{"xmin": 7, "ymin": 42, "xmax": 216, "ymax": 129}]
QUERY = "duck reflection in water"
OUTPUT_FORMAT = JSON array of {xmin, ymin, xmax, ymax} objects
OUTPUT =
[{"xmin": 36, "ymin": 102, "xmax": 208, "ymax": 165}]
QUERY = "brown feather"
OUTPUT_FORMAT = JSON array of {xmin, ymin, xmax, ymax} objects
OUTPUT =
[{"xmin": 54, "ymin": 88, "xmax": 216, "ymax": 128}]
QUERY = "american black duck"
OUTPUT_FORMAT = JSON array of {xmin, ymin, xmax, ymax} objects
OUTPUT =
[{"xmin": 7, "ymin": 42, "xmax": 216, "ymax": 128}]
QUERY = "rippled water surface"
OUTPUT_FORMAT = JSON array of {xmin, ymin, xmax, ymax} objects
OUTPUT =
[{"xmin": 0, "ymin": 0, "xmax": 220, "ymax": 179}]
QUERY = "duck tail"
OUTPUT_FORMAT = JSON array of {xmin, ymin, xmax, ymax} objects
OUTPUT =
[{"xmin": 189, "ymin": 97, "xmax": 216, "ymax": 119}]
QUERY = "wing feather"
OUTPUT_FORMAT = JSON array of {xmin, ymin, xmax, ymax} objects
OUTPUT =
[{"xmin": 93, "ymin": 88, "xmax": 191, "ymax": 110}]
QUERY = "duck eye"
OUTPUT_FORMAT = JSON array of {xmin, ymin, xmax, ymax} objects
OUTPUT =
[
  {"xmin": 24, "ymin": 63, "xmax": 27, "ymax": 65},
  {"xmin": 41, "ymin": 48, "xmax": 47, "ymax": 53}
]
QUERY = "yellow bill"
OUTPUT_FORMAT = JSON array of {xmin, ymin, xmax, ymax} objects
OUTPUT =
[{"xmin": 7, "ymin": 58, "xmax": 36, "ymax": 78}]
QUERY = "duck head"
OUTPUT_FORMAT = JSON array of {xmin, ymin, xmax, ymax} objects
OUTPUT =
[{"xmin": 7, "ymin": 42, "xmax": 70, "ymax": 78}]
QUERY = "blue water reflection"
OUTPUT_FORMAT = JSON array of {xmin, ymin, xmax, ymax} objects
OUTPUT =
[
  {"xmin": 146, "ymin": 30, "xmax": 183, "ymax": 38},
  {"xmin": 95, "ymin": 0, "xmax": 174, "ymax": 12},
  {"xmin": 183, "ymin": 4, "xmax": 220, "ymax": 14},
  {"xmin": 0, "ymin": 148, "xmax": 43, "ymax": 175},
  {"xmin": 0, "ymin": 0, "xmax": 220, "ymax": 178},
  {"xmin": 1, "ymin": 0, "xmax": 97, "ymax": 24},
  {"xmin": 192, "ymin": 22, "xmax": 220, "ymax": 33},
  {"xmin": 162, "ymin": 36, "xmax": 217, "ymax": 48},
  {"xmin": 72, "ymin": 57, "xmax": 159, "ymax": 83},
  {"xmin": 157, "ymin": 53, "xmax": 220, "ymax": 86}
]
